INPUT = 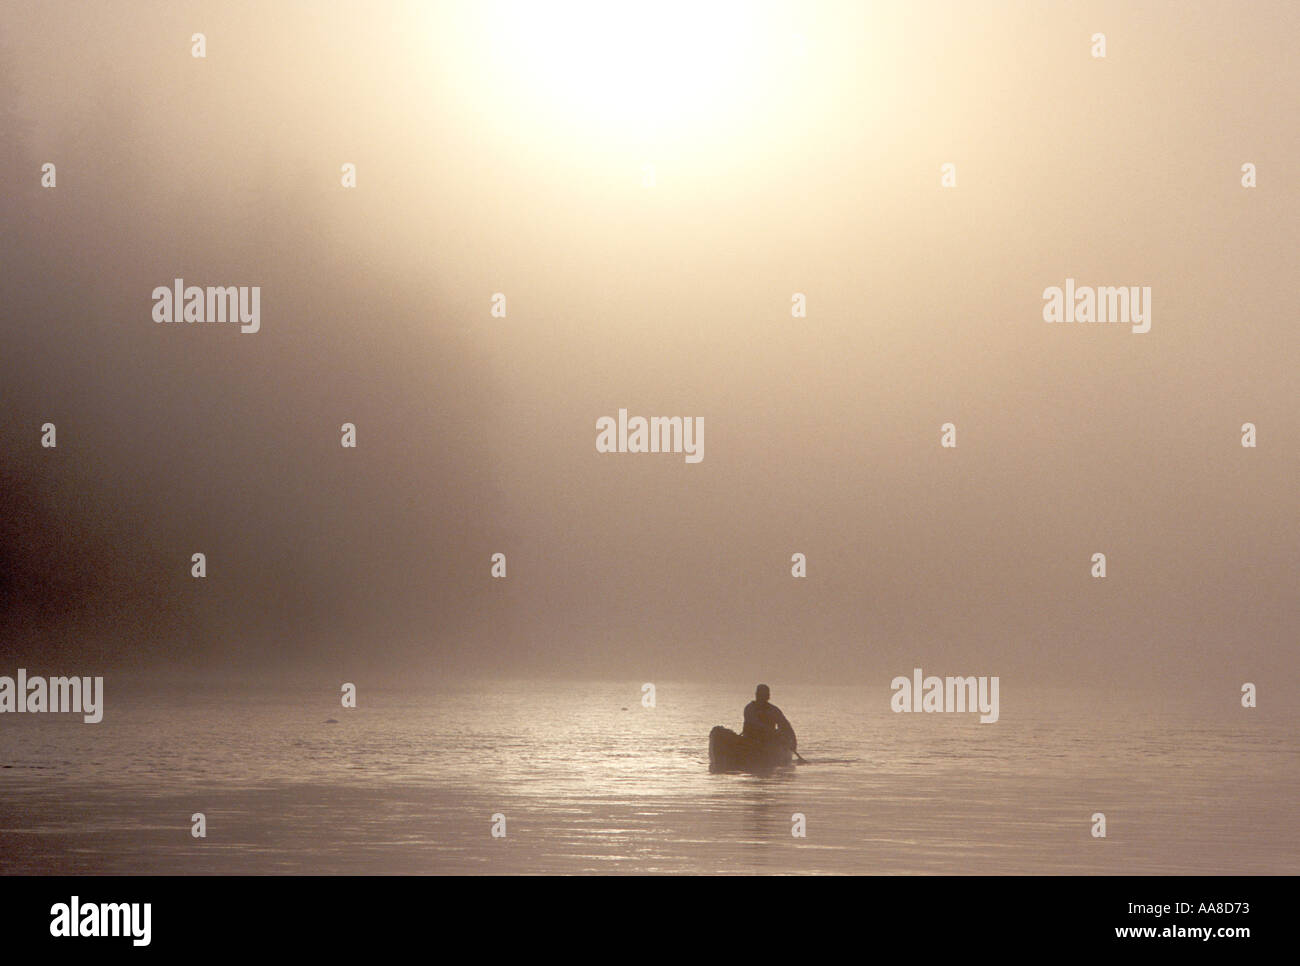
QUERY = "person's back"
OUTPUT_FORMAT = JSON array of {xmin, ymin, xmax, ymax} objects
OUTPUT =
[{"xmin": 741, "ymin": 684, "xmax": 796, "ymax": 751}]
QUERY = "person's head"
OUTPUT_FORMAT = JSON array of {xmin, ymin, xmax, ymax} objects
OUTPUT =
[{"xmin": 755, "ymin": 684, "xmax": 770, "ymax": 704}]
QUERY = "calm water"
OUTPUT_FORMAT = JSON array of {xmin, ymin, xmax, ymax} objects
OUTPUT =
[{"xmin": 0, "ymin": 680, "xmax": 1296, "ymax": 874}]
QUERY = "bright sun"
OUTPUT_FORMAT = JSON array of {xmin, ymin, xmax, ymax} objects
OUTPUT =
[{"xmin": 485, "ymin": 0, "xmax": 770, "ymax": 141}]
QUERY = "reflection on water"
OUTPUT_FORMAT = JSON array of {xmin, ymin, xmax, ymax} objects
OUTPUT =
[{"xmin": 0, "ymin": 680, "xmax": 1296, "ymax": 873}]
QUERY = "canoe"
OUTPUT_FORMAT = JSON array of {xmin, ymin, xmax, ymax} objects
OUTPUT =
[{"xmin": 708, "ymin": 726, "xmax": 793, "ymax": 773}]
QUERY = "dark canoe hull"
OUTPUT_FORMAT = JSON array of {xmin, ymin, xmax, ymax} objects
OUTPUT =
[{"xmin": 708, "ymin": 726, "xmax": 793, "ymax": 773}]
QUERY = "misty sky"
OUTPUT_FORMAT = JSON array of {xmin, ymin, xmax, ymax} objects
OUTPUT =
[{"xmin": 1, "ymin": 1, "xmax": 1296, "ymax": 697}]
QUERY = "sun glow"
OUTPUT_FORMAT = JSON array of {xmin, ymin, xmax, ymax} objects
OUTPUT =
[{"xmin": 486, "ymin": 0, "xmax": 771, "ymax": 141}]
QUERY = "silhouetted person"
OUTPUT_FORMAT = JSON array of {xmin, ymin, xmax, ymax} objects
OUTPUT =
[{"xmin": 741, "ymin": 684, "xmax": 796, "ymax": 751}]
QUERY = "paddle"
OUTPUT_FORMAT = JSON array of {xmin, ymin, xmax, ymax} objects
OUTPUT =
[{"xmin": 792, "ymin": 749, "xmax": 808, "ymax": 764}]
